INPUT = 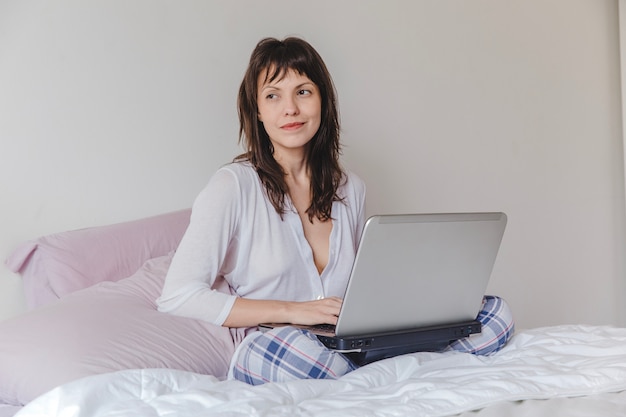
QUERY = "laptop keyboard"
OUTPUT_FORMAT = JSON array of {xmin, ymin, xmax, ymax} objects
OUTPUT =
[{"xmin": 307, "ymin": 323, "xmax": 336, "ymax": 332}]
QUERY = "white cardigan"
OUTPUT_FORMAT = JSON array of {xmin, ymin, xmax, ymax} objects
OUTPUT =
[{"xmin": 157, "ymin": 162, "xmax": 366, "ymax": 325}]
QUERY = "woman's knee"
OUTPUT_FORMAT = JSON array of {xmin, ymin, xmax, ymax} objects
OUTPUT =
[
  {"xmin": 446, "ymin": 295, "xmax": 515, "ymax": 355},
  {"xmin": 231, "ymin": 326, "xmax": 357, "ymax": 385}
]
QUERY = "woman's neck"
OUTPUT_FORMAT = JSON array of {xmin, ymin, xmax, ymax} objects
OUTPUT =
[{"xmin": 274, "ymin": 150, "xmax": 309, "ymax": 185}]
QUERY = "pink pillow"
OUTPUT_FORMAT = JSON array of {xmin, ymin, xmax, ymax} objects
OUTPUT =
[
  {"xmin": 0, "ymin": 254, "xmax": 246, "ymax": 406},
  {"xmin": 5, "ymin": 209, "xmax": 191, "ymax": 309}
]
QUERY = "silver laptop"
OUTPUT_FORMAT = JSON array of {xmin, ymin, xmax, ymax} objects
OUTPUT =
[{"xmin": 260, "ymin": 212, "xmax": 507, "ymax": 365}]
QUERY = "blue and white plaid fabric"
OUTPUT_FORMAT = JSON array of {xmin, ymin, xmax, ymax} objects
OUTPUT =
[
  {"xmin": 232, "ymin": 295, "xmax": 514, "ymax": 385},
  {"xmin": 231, "ymin": 326, "xmax": 358, "ymax": 385},
  {"xmin": 445, "ymin": 295, "xmax": 515, "ymax": 355}
]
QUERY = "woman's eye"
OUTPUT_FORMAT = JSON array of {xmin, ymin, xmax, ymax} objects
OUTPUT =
[
  {"xmin": 298, "ymin": 89, "xmax": 311, "ymax": 96},
  {"xmin": 266, "ymin": 93, "xmax": 277, "ymax": 100}
]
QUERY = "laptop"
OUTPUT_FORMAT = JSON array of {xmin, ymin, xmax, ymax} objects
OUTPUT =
[{"xmin": 259, "ymin": 212, "xmax": 507, "ymax": 365}]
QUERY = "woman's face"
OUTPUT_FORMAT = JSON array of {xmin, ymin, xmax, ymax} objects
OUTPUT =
[{"xmin": 257, "ymin": 69, "xmax": 322, "ymax": 158}]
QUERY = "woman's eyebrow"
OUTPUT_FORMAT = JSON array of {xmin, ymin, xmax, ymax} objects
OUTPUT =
[
  {"xmin": 296, "ymin": 82, "xmax": 315, "ymax": 89},
  {"xmin": 260, "ymin": 82, "xmax": 314, "ymax": 92}
]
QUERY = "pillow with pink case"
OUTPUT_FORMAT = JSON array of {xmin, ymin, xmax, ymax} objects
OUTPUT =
[
  {"xmin": 5, "ymin": 209, "xmax": 191, "ymax": 309},
  {"xmin": 0, "ymin": 253, "xmax": 246, "ymax": 406}
]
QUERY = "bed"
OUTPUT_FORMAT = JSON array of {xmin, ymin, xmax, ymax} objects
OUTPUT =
[{"xmin": 2, "ymin": 210, "xmax": 626, "ymax": 417}]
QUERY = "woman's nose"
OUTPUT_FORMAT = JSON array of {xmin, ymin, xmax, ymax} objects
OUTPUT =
[{"xmin": 284, "ymin": 97, "xmax": 299, "ymax": 116}]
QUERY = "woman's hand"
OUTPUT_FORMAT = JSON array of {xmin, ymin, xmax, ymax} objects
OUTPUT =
[
  {"xmin": 222, "ymin": 296, "xmax": 342, "ymax": 328},
  {"xmin": 284, "ymin": 296, "xmax": 343, "ymax": 326}
]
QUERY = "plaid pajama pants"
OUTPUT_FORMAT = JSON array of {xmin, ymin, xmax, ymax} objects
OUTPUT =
[{"xmin": 231, "ymin": 295, "xmax": 514, "ymax": 385}]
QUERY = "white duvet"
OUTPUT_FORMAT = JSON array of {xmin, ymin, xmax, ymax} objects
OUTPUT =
[{"xmin": 16, "ymin": 325, "xmax": 626, "ymax": 417}]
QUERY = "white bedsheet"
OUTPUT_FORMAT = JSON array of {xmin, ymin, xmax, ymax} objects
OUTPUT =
[{"xmin": 15, "ymin": 325, "xmax": 626, "ymax": 417}]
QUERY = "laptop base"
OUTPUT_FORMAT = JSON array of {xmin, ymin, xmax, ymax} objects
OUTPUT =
[{"xmin": 317, "ymin": 320, "xmax": 481, "ymax": 366}]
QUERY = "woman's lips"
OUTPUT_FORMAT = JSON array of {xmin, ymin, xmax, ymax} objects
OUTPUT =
[{"xmin": 281, "ymin": 122, "xmax": 304, "ymax": 130}]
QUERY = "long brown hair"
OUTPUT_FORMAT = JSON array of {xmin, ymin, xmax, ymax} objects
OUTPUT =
[{"xmin": 235, "ymin": 37, "xmax": 344, "ymax": 222}]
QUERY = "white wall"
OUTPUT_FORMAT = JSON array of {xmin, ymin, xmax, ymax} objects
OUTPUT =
[{"xmin": 0, "ymin": 0, "xmax": 623, "ymax": 329}]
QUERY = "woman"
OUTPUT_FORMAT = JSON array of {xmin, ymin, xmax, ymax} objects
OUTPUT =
[{"xmin": 157, "ymin": 37, "xmax": 514, "ymax": 385}]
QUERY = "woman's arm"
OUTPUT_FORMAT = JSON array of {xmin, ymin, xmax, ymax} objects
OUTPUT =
[
  {"xmin": 222, "ymin": 296, "xmax": 342, "ymax": 328},
  {"xmin": 157, "ymin": 168, "xmax": 241, "ymax": 324}
]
